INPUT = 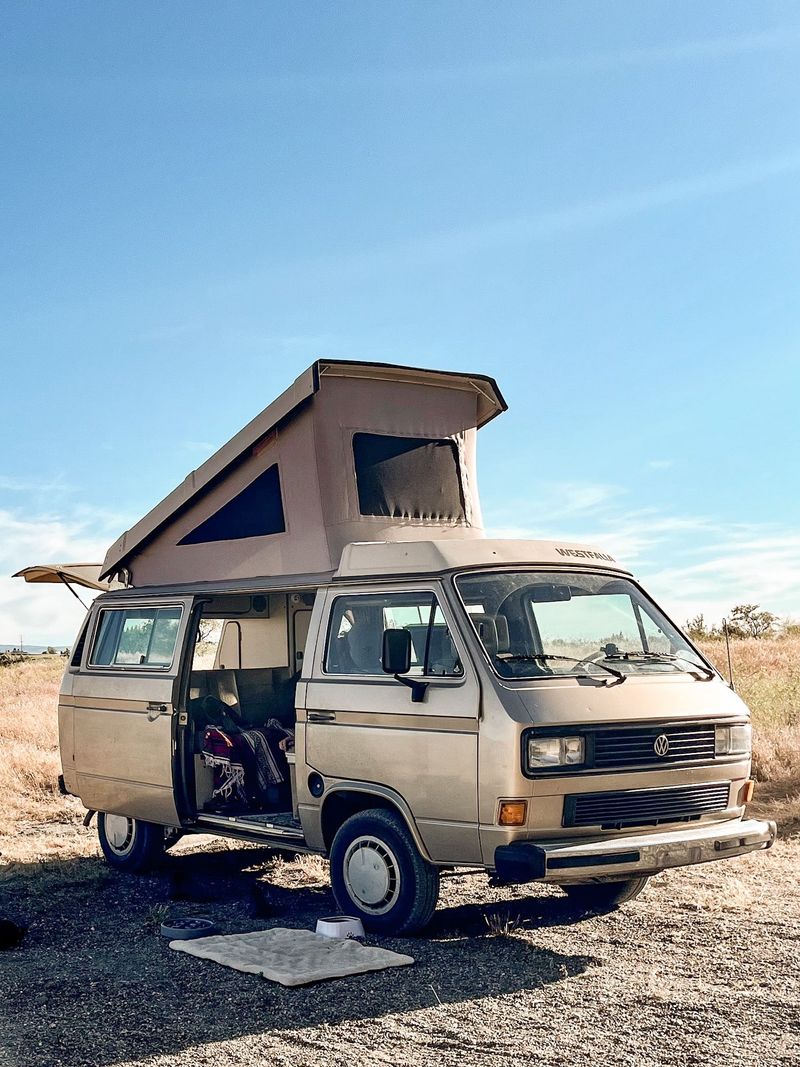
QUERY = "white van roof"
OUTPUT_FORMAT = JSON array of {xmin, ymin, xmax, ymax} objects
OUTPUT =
[{"xmin": 336, "ymin": 539, "xmax": 630, "ymax": 578}]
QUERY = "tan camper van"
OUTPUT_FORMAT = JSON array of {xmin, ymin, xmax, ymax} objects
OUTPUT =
[{"xmin": 31, "ymin": 361, "xmax": 775, "ymax": 934}]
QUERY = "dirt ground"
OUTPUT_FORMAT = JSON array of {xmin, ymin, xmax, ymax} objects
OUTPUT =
[{"xmin": 1, "ymin": 826, "xmax": 798, "ymax": 1067}]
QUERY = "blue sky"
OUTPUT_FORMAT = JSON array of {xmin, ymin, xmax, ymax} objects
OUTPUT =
[{"xmin": 2, "ymin": 2, "xmax": 800, "ymax": 644}]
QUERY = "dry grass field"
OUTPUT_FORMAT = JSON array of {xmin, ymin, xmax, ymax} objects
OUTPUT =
[
  {"xmin": 1, "ymin": 638, "xmax": 797, "ymax": 861},
  {"xmin": 1, "ymin": 647, "xmax": 798, "ymax": 1067},
  {"xmin": 698, "ymin": 634, "xmax": 800, "ymax": 833}
]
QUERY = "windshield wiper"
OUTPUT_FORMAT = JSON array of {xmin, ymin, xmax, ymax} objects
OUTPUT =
[
  {"xmin": 603, "ymin": 650, "xmax": 715, "ymax": 681},
  {"xmin": 496, "ymin": 653, "xmax": 626, "ymax": 683}
]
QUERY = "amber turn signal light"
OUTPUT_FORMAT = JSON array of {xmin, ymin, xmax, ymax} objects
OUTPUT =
[
  {"xmin": 498, "ymin": 801, "xmax": 527, "ymax": 827},
  {"xmin": 739, "ymin": 780, "xmax": 755, "ymax": 805}
]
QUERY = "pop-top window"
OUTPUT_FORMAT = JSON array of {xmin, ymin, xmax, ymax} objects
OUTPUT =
[
  {"xmin": 352, "ymin": 433, "xmax": 465, "ymax": 522},
  {"xmin": 178, "ymin": 464, "xmax": 286, "ymax": 545},
  {"xmin": 90, "ymin": 606, "xmax": 183, "ymax": 668}
]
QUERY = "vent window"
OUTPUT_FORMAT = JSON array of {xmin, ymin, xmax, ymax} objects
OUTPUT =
[
  {"xmin": 179, "ymin": 464, "xmax": 286, "ymax": 545},
  {"xmin": 352, "ymin": 433, "xmax": 465, "ymax": 522}
]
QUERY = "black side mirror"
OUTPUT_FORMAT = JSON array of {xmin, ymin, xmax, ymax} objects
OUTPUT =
[
  {"xmin": 382, "ymin": 628, "xmax": 412, "ymax": 675},
  {"xmin": 381, "ymin": 628, "xmax": 427, "ymax": 703}
]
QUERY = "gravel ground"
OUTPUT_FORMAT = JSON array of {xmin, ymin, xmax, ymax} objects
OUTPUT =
[{"xmin": 1, "ymin": 831, "xmax": 798, "ymax": 1067}]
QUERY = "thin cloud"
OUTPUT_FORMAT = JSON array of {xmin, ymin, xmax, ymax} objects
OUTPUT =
[
  {"xmin": 5, "ymin": 27, "xmax": 799, "ymax": 97},
  {"xmin": 534, "ymin": 27, "xmax": 800, "ymax": 73},
  {"xmin": 400, "ymin": 151, "xmax": 800, "ymax": 261},
  {"xmin": 485, "ymin": 485, "xmax": 800, "ymax": 625},
  {"xmin": 0, "ymin": 475, "xmax": 75, "ymax": 494},
  {"xmin": 258, "ymin": 150, "xmax": 800, "ymax": 286},
  {"xmin": 0, "ymin": 507, "xmax": 132, "ymax": 646}
]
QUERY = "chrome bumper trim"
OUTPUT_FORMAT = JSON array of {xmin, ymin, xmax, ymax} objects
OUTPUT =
[{"xmin": 493, "ymin": 817, "xmax": 777, "ymax": 883}]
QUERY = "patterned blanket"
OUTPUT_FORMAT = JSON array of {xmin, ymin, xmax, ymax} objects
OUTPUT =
[{"xmin": 202, "ymin": 720, "xmax": 294, "ymax": 804}]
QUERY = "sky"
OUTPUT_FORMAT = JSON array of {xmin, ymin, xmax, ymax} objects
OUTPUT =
[{"xmin": 2, "ymin": 1, "xmax": 800, "ymax": 645}]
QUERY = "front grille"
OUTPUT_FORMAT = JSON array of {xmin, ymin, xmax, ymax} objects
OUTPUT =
[
  {"xmin": 564, "ymin": 782, "xmax": 731, "ymax": 829},
  {"xmin": 591, "ymin": 723, "xmax": 717, "ymax": 769}
]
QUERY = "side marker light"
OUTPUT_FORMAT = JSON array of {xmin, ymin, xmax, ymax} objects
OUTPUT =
[{"xmin": 498, "ymin": 801, "xmax": 528, "ymax": 827}]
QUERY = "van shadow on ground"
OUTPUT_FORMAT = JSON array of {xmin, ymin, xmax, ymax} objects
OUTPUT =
[{"xmin": 0, "ymin": 845, "xmax": 602, "ymax": 1067}]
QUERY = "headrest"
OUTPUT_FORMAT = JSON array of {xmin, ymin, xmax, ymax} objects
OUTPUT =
[
  {"xmin": 346, "ymin": 621, "xmax": 383, "ymax": 674},
  {"xmin": 471, "ymin": 613, "xmax": 498, "ymax": 657},
  {"xmin": 215, "ymin": 669, "xmax": 240, "ymax": 709}
]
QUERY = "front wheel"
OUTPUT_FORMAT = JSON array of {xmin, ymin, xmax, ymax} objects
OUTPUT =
[
  {"xmin": 561, "ymin": 876, "xmax": 650, "ymax": 912},
  {"xmin": 329, "ymin": 808, "xmax": 440, "ymax": 935},
  {"xmin": 97, "ymin": 813, "xmax": 166, "ymax": 872}
]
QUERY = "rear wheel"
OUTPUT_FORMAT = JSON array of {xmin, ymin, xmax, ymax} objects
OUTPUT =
[
  {"xmin": 561, "ymin": 876, "xmax": 650, "ymax": 912},
  {"xmin": 97, "ymin": 813, "xmax": 166, "ymax": 872},
  {"xmin": 330, "ymin": 808, "xmax": 439, "ymax": 935}
]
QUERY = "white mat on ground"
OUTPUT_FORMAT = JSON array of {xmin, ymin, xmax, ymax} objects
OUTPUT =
[{"xmin": 169, "ymin": 927, "xmax": 414, "ymax": 986}]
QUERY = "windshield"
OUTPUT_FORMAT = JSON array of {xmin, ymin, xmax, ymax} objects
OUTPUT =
[{"xmin": 454, "ymin": 570, "xmax": 709, "ymax": 680}]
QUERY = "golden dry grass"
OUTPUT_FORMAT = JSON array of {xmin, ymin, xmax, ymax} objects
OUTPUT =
[
  {"xmin": 698, "ymin": 634, "xmax": 800, "ymax": 832},
  {"xmin": 0, "ymin": 658, "xmax": 69, "ymax": 827},
  {"xmin": 1, "ymin": 640, "xmax": 798, "ymax": 861}
]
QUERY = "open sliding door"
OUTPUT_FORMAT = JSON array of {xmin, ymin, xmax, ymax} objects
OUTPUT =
[{"xmin": 66, "ymin": 596, "xmax": 195, "ymax": 825}]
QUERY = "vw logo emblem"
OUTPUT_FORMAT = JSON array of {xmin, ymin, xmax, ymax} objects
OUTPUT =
[{"xmin": 654, "ymin": 733, "xmax": 670, "ymax": 757}]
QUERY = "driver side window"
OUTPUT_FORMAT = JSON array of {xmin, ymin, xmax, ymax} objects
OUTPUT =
[{"xmin": 325, "ymin": 592, "xmax": 462, "ymax": 677}]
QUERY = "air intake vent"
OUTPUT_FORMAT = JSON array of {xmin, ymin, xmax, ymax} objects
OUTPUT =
[{"xmin": 564, "ymin": 782, "xmax": 731, "ymax": 829}]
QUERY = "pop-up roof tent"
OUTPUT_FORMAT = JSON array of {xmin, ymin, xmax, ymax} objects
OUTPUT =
[{"xmin": 100, "ymin": 360, "xmax": 506, "ymax": 588}]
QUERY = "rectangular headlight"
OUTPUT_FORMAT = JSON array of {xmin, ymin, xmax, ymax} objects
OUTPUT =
[
  {"xmin": 715, "ymin": 723, "xmax": 752, "ymax": 757},
  {"xmin": 527, "ymin": 735, "xmax": 585, "ymax": 769}
]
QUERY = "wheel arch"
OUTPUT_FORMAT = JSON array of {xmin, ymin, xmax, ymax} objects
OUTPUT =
[{"xmin": 319, "ymin": 782, "xmax": 431, "ymax": 860}]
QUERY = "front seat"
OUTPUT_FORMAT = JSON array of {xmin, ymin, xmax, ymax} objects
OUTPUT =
[
  {"xmin": 343, "ymin": 621, "xmax": 383, "ymax": 675},
  {"xmin": 213, "ymin": 669, "xmax": 244, "ymax": 722}
]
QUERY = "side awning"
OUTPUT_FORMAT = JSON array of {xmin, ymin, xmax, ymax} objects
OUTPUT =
[{"xmin": 13, "ymin": 564, "xmax": 123, "ymax": 606}]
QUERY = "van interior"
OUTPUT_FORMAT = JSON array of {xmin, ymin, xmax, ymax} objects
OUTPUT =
[{"xmin": 183, "ymin": 590, "xmax": 315, "ymax": 837}]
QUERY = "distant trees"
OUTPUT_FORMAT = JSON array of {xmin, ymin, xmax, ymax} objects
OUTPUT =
[
  {"xmin": 685, "ymin": 614, "xmax": 711, "ymax": 640},
  {"xmin": 726, "ymin": 604, "xmax": 778, "ymax": 639},
  {"xmin": 686, "ymin": 604, "xmax": 780, "ymax": 640}
]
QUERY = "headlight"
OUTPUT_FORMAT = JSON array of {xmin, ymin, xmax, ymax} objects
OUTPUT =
[
  {"xmin": 527, "ymin": 735, "xmax": 585, "ymax": 769},
  {"xmin": 715, "ymin": 723, "xmax": 752, "ymax": 757}
]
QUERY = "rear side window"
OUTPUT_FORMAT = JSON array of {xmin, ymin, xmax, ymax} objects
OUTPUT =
[{"xmin": 89, "ymin": 606, "xmax": 183, "ymax": 668}]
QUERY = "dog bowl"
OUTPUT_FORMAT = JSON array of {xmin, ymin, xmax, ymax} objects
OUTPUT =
[
  {"xmin": 315, "ymin": 916, "xmax": 365, "ymax": 939},
  {"xmin": 160, "ymin": 917, "xmax": 218, "ymax": 940}
]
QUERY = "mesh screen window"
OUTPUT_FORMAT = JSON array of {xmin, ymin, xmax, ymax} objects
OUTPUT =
[
  {"xmin": 178, "ymin": 463, "xmax": 286, "ymax": 545},
  {"xmin": 352, "ymin": 433, "xmax": 465, "ymax": 522}
]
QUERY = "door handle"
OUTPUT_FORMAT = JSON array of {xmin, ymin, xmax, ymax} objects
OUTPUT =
[
  {"xmin": 308, "ymin": 711, "xmax": 336, "ymax": 723},
  {"xmin": 147, "ymin": 702, "xmax": 169, "ymax": 721}
]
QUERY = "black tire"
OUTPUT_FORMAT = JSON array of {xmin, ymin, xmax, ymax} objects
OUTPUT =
[
  {"xmin": 329, "ymin": 808, "xmax": 440, "ymax": 935},
  {"xmin": 97, "ymin": 813, "xmax": 166, "ymax": 872},
  {"xmin": 561, "ymin": 876, "xmax": 650, "ymax": 912}
]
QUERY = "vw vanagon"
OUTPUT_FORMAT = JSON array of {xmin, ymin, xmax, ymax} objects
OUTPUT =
[{"xmin": 26, "ymin": 361, "xmax": 776, "ymax": 933}]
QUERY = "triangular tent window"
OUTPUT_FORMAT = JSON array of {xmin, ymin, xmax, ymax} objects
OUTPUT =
[
  {"xmin": 178, "ymin": 464, "xmax": 286, "ymax": 545},
  {"xmin": 353, "ymin": 433, "xmax": 465, "ymax": 522}
]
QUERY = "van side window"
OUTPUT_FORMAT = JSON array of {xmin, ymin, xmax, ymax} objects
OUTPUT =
[
  {"xmin": 89, "ymin": 607, "xmax": 183, "ymax": 668},
  {"xmin": 325, "ymin": 593, "xmax": 462, "ymax": 677}
]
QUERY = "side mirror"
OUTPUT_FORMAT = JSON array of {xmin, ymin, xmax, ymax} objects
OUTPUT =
[
  {"xmin": 382, "ymin": 628, "xmax": 412, "ymax": 675},
  {"xmin": 381, "ymin": 628, "xmax": 427, "ymax": 703}
]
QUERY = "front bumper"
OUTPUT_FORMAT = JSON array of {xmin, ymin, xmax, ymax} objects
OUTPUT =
[{"xmin": 493, "ymin": 817, "xmax": 777, "ymax": 884}]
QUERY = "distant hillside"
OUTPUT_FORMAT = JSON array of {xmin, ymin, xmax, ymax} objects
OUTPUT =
[{"xmin": 0, "ymin": 644, "xmax": 68, "ymax": 655}]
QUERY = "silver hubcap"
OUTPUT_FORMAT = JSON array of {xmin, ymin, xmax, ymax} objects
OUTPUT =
[
  {"xmin": 343, "ymin": 836, "xmax": 401, "ymax": 915},
  {"xmin": 104, "ymin": 814, "xmax": 135, "ymax": 855}
]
